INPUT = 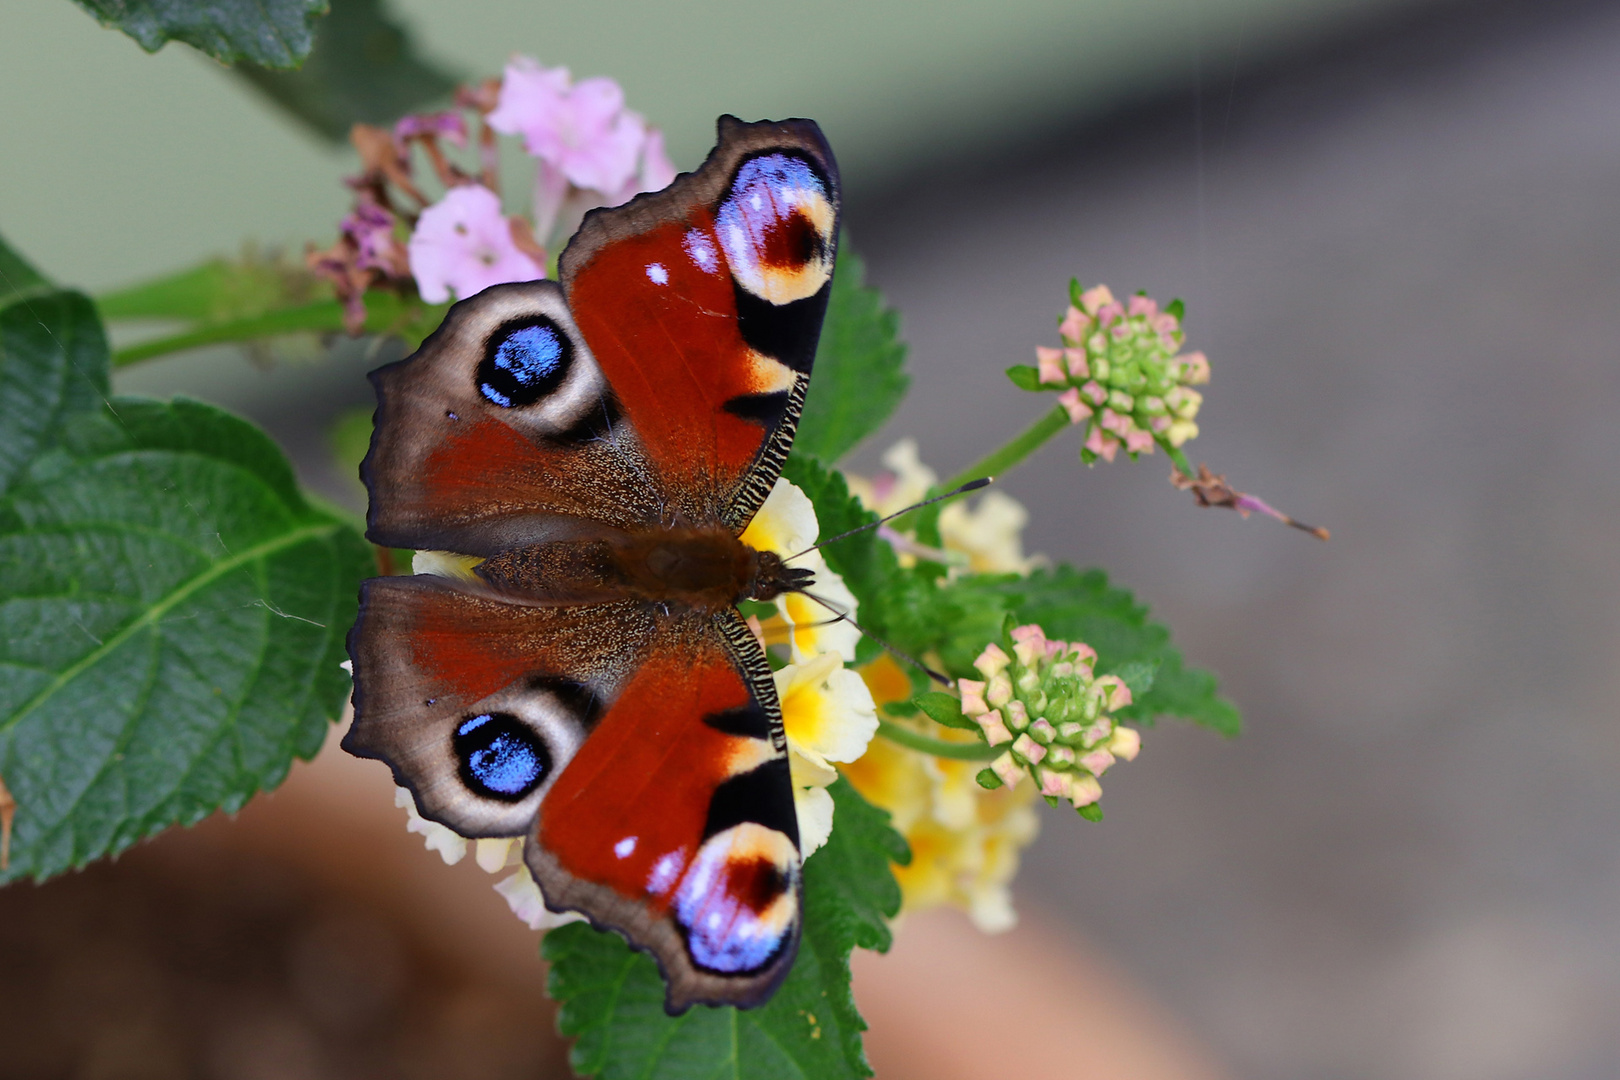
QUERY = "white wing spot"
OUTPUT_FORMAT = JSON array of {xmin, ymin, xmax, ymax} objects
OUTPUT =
[
  {"xmin": 645, "ymin": 263, "xmax": 668, "ymax": 285},
  {"xmin": 615, "ymin": 836, "xmax": 638, "ymax": 858},
  {"xmin": 648, "ymin": 851, "xmax": 684, "ymax": 894}
]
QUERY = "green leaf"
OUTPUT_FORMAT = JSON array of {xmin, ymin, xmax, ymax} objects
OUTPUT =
[
  {"xmin": 72, "ymin": 0, "xmax": 330, "ymax": 69},
  {"xmin": 545, "ymin": 779, "xmax": 906, "ymax": 1079},
  {"xmin": 0, "ymin": 230, "xmax": 52, "ymax": 308},
  {"xmin": 230, "ymin": 0, "xmax": 458, "ymax": 143},
  {"xmin": 913, "ymin": 691, "xmax": 976, "ymax": 730},
  {"xmin": 0, "ymin": 290, "xmax": 373, "ymax": 883},
  {"xmin": 795, "ymin": 247, "xmax": 909, "ymax": 464},
  {"xmin": 1004, "ymin": 364, "xmax": 1042, "ymax": 391},
  {"xmin": 964, "ymin": 566, "xmax": 1240, "ymax": 735},
  {"xmin": 0, "ymin": 294, "xmax": 108, "ymax": 497}
]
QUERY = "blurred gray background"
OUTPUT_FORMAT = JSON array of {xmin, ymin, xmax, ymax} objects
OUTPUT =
[{"xmin": 5, "ymin": 0, "xmax": 1619, "ymax": 1076}]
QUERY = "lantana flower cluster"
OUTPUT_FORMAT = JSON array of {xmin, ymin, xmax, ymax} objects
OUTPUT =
[
  {"xmin": 958, "ymin": 624, "xmax": 1141, "ymax": 816},
  {"xmin": 1035, "ymin": 283, "xmax": 1210, "ymax": 463},
  {"xmin": 309, "ymin": 58, "xmax": 675, "ymax": 332}
]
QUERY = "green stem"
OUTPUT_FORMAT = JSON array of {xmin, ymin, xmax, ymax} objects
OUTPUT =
[
  {"xmin": 108, "ymin": 292, "xmax": 448, "ymax": 368},
  {"xmin": 1162, "ymin": 440, "xmax": 1194, "ymax": 477},
  {"xmin": 875, "ymin": 719, "xmax": 1002, "ymax": 761},
  {"xmin": 944, "ymin": 403, "xmax": 1071, "ymax": 491},
  {"xmin": 111, "ymin": 299, "xmax": 351, "ymax": 367}
]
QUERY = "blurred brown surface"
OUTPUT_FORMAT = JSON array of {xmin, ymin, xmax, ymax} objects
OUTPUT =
[
  {"xmin": 0, "ymin": 732, "xmax": 568, "ymax": 1080},
  {"xmin": 0, "ymin": 728, "xmax": 1225, "ymax": 1080}
]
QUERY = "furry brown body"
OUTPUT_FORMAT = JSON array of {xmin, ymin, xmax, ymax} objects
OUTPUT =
[{"xmin": 475, "ymin": 526, "xmax": 813, "ymax": 613}]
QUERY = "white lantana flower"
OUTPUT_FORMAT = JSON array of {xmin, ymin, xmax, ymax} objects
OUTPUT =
[
  {"xmin": 775, "ymin": 651, "xmax": 880, "ymax": 856},
  {"xmin": 850, "ymin": 439, "xmax": 1043, "ymax": 576},
  {"xmin": 845, "ymin": 438, "xmax": 937, "ymax": 516},
  {"xmin": 740, "ymin": 477, "xmax": 860, "ymax": 662},
  {"xmin": 395, "ymin": 789, "xmax": 581, "ymax": 930},
  {"xmin": 938, "ymin": 490, "xmax": 1041, "ymax": 575}
]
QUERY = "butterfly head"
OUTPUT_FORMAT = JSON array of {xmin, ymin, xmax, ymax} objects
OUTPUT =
[{"xmin": 745, "ymin": 549, "xmax": 815, "ymax": 602}]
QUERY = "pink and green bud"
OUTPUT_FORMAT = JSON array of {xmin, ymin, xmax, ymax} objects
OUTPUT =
[
  {"xmin": 1079, "ymin": 748, "xmax": 1116, "ymax": 775},
  {"xmin": 1011, "ymin": 732, "xmax": 1046, "ymax": 765},
  {"xmin": 1004, "ymin": 699, "xmax": 1029, "ymax": 730},
  {"xmin": 957, "ymin": 678, "xmax": 988, "ymax": 716},
  {"xmin": 1069, "ymin": 774, "xmax": 1103, "ymax": 809},
  {"xmin": 1037, "ymin": 346, "xmax": 1068, "ymax": 386},
  {"xmin": 1039, "ymin": 768, "xmax": 1072, "ymax": 799},
  {"xmin": 958, "ymin": 622, "xmax": 1143, "ymax": 817},
  {"xmin": 991, "ymin": 752, "xmax": 1025, "ymax": 789},
  {"xmin": 974, "ymin": 642, "xmax": 1011, "ymax": 678},
  {"xmin": 1058, "ymin": 387, "xmax": 1092, "ymax": 424},
  {"xmin": 976, "ymin": 710, "xmax": 1014, "ymax": 746}
]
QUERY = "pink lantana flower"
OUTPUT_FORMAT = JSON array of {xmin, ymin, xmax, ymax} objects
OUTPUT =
[
  {"xmin": 408, "ymin": 185, "xmax": 544, "ymax": 304},
  {"xmin": 488, "ymin": 59, "xmax": 646, "ymax": 194}
]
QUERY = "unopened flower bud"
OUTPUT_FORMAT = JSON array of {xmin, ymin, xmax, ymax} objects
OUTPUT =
[
  {"xmin": 991, "ymin": 752, "xmax": 1024, "ymax": 788},
  {"xmin": 1109, "ymin": 727, "xmax": 1141, "ymax": 761},
  {"xmin": 1039, "ymin": 768, "xmax": 1072, "ymax": 799},
  {"xmin": 1069, "ymin": 774, "xmax": 1103, "ymax": 809},
  {"xmin": 975, "ymin": 642, "xmax": 1011, "ymax": 679},
  {"xmin": 1011, "ymin": 733, "xmax": 1046, "ymax": 765},
  {"xmin": 975, "ymin": 710, "xmax": 1014, "ymax": 746},
  {"xmin": 1080, "ymin": 284, "xmax": 1116, "ymax": 314},
  {"xmin": 1060, "ymin": 306, "xmax": 1092, "ymax": 343},
  {"xmin": 1058, "ymin": 387, "xmax": 1092, "ymax": 424},
  {"xmin": 958, "ymin": 678, "xmax": 988, "ymax": 716},
  {"xmin": 1036, "ymin": 346, "xmax": 1068, "ymax": 386},
  {"xmin": 1079, "ymin": 748, "xmax": 1116, "ymax": 776},
  {"xmin": 1005, "ymin": 699, "xmax": 1029, "ymax": 730},
  {"xmin": 987, "ymin": 673, "xmax": 1013, "ymax": 708},
  {"xmin": 1029, "ymin": 718, "xmax": 1057, "ymax": 744}
]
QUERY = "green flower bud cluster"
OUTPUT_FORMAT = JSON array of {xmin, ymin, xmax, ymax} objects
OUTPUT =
[{"xmin": 955, "ymin": 623, "xmax": 1140, "ymax": 818}]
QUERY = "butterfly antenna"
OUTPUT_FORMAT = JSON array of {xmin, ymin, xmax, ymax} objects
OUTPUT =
[
  {"xmin": 798, "ymin": 590, "xmax": 953, "ymax": 687},
  {"xmin": 787, "ymin": 477, "xmax": 992, "ymax": 562}
]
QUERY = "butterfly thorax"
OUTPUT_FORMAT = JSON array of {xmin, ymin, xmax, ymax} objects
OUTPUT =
[{"xmin": 474, "ymin": 526, "xmax": 814, "ymax": 614}]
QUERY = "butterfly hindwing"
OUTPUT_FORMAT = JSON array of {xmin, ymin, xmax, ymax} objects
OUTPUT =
[
  {"xmin": 344, "ymin": 574, "xmax": 656, "ymax": 836},
  {"xmin": 347, "ymin": 576, "xmax": 800, "ymax": 1009},
  {"xmin": 528, "ymin": 609, "xmax": 801, "ymax": 1011}
]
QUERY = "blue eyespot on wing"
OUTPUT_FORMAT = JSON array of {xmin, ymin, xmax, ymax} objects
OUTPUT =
[
  {"xmin": 478, "ymin": 318, "xmax": 573, "ymax": 408},
  {"xmin": 455, "ymin": 711, "xmax": 552, "ymax": 800}
]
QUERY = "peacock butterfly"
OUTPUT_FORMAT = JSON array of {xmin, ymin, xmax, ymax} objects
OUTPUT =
[{"xmin": 345, "ymin": 116, "xmax": 840, "ymax": 1013}]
